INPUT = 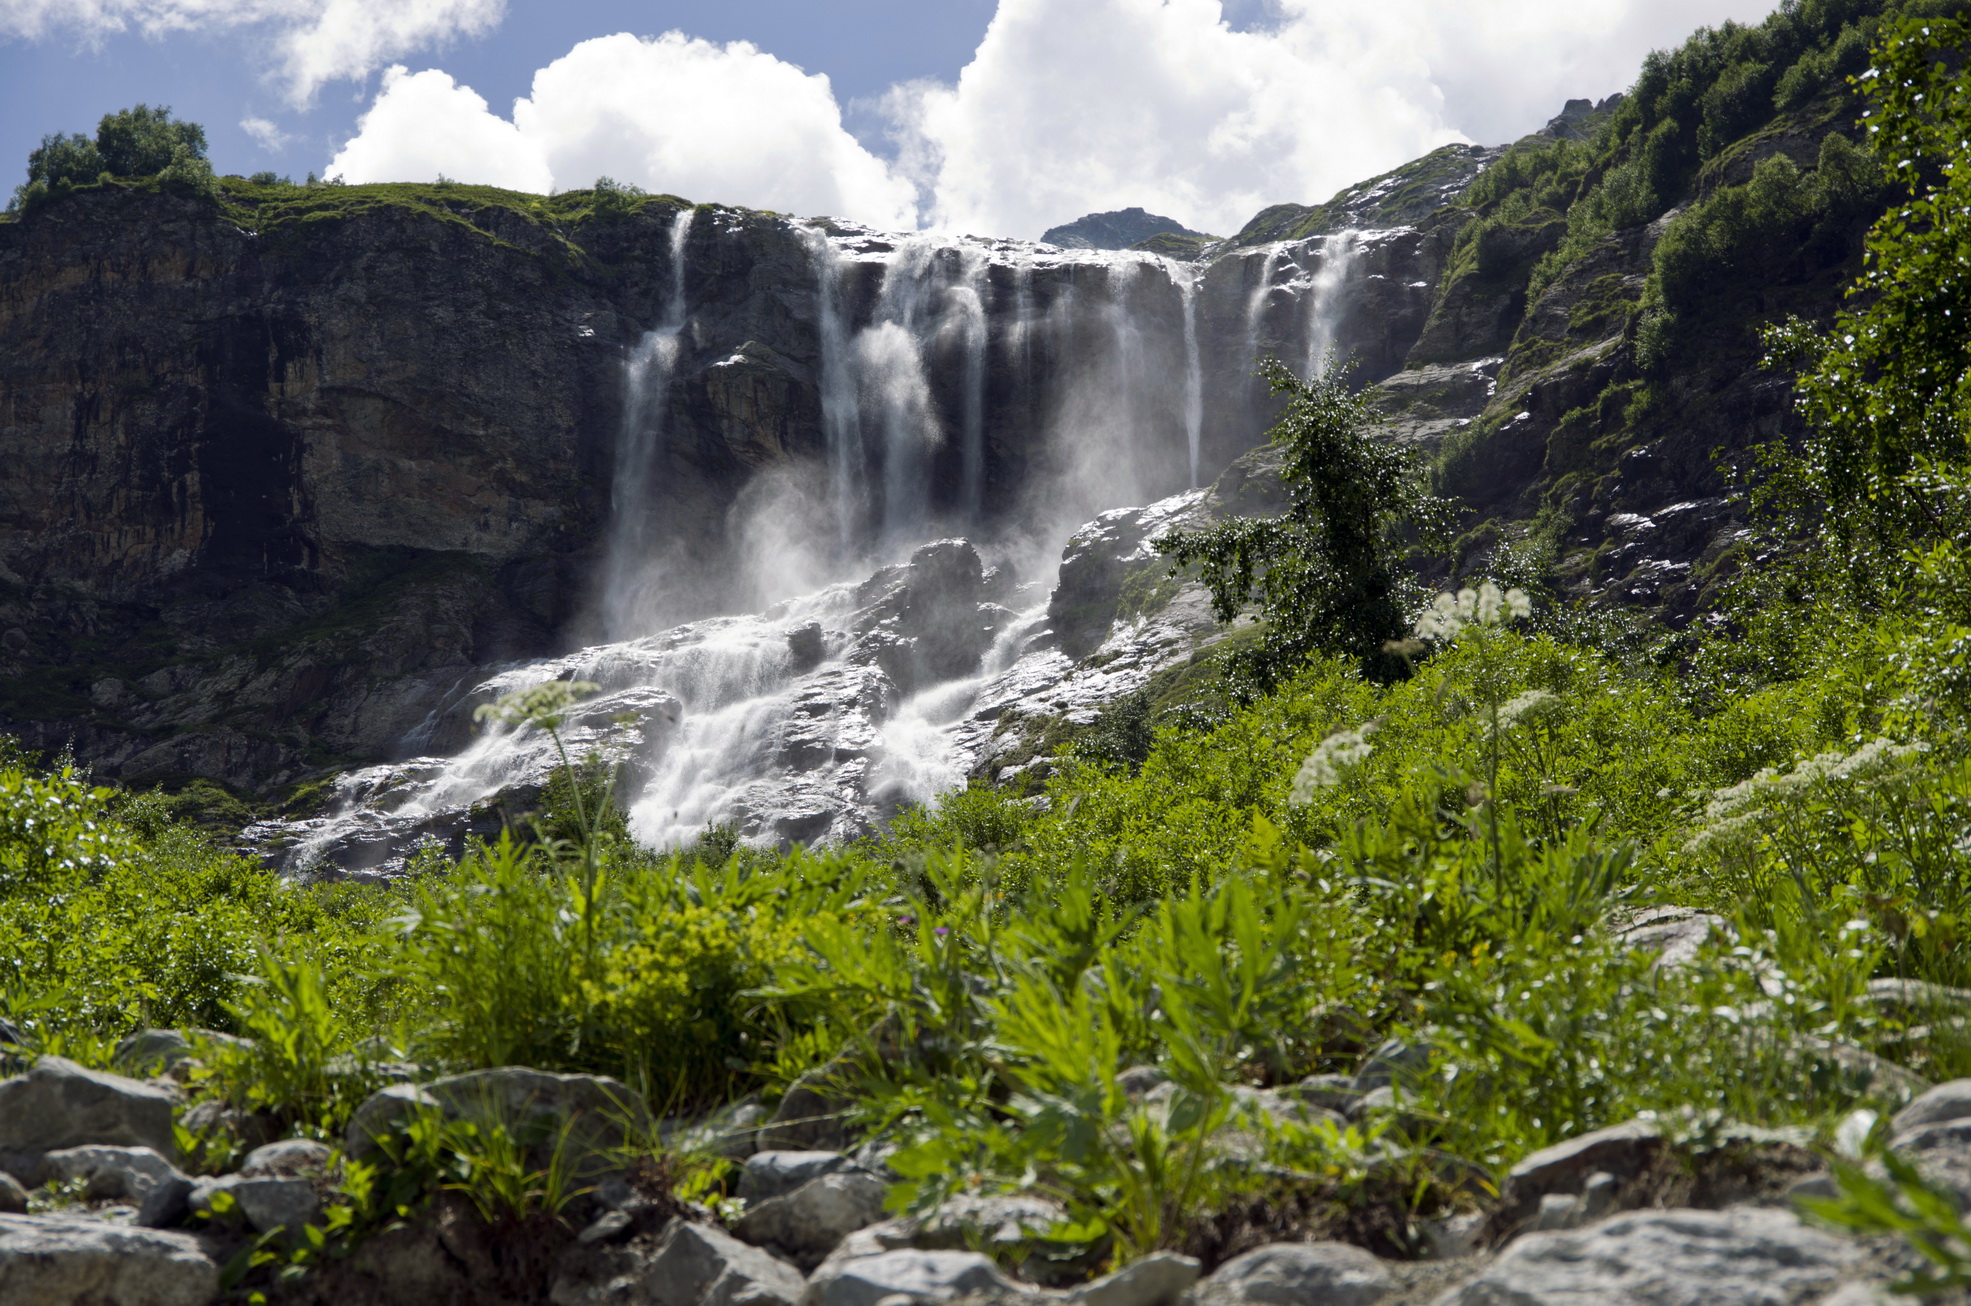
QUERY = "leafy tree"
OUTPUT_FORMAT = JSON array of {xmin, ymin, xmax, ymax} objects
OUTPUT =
[
  {"xmin": 94, "ymin": 104, "xmax": 205, "ymax": 178},
  {"xmin": 1765, "ymin": 14, "xmax": 1971, "ymax": 603},
  {"xmin": 1155, "ymin": 358, "xmax": 1444, "ymax": 692},
  {"xmin": 11, "ymin": 103, "xmax": 211, "ymax": 211}
]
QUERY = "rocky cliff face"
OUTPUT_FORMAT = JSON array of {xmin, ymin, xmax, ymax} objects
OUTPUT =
[{"xmin": 0, "ymin": 176, "xmax": 1452, "ymax": 798}]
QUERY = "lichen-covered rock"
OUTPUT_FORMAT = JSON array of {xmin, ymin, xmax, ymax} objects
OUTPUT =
[
  {"xmin": 1188, "ymin": 1242, "xmax": 1391, "ymax": 1306},
  {"xmin": 801, "ymin": 1247, "xmax": 1024, "ymax": 1306},
  {"xmin": 239, "ymin": 1138, "xmax": 333, "ymax": 1178},
  {"xmin": 39, "ymin": 1145, "xmax": 189, "ymax": 1204},
  {"xmin": 0, "ymin": 1213, "xmax": 219, "ymax": 1306},
  {"xmin": 1433, "ymin": 1207, "xmax": 1864, "ymax": 1305},
  {"xmin": 0, "ymin": 1057, "xmax": 178, "ymax": 1171},
  {"xmin": 738, "ymin": 1151, "xmax": 860, "ymax": 1204},
  {"xmin": 734, "ymin": 1172, "xmax": 889, "ymax": 1267},
  {"xmin": 190, "ymin": 1174, "xmax": 321, "ymax": 1235},
  {"xmin": 1497, "ymin": 1119, "xmax": 1662, "ymax": 1227},
  {"xmin": 345, "ymin": 1067, "xmax": 651, "ymax": 1182},
  {"xmin": 552, "ymin": 1218, "xmax": 806, "ymax": 1306},
  {"xmin": 1069, "ymin": 1253, "xmax": 1202, "ymax": 1306}
]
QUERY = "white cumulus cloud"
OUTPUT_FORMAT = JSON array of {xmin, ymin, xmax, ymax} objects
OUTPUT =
[
  {"xmin": 893, "ymin": 0, "xmax": 1782, "ymax": 239},
  {"xmin": 326, "ymin": 66, "xmax": 547, "ymax": 190},
  {"xmin": 318, "ymin": 0, "xmax": 1780, "ymax": 239},
  {"xmin": 327, "ymin": 32, "xmax": 921, "ymax": 229},
  {"xmin": 1, "ymin": 0, "xmax": 503, "ymax": 105}
]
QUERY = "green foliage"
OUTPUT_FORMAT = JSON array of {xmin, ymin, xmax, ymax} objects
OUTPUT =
[
  {"xmin": 13, "ymin": 103, "xmax": 212, "ymax": 211},
  {"xmin": 1638, "ymin": 134, "xmax": 1890, "ymax": 371},
  {"xmin": 1156, "ymin": 358, "xmax": 1447, "ymax": 692},
  {"xmin": 1764, "ymin": 14, "xmax": 1971, "ymax": 606}
]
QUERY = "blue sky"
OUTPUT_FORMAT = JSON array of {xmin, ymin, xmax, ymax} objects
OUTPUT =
[{"xmin": 0, "ymin": 0, "xmax": 1776, "ymax": 239}]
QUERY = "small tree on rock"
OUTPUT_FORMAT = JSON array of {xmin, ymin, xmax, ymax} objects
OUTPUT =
[{"xmin": 1155, "ymin": 356, "xmax": 1446, "ymax": 693}]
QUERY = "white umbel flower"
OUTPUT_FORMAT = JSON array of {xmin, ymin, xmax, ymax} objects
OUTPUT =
[{"xmin": 1290, "ymin": 727, "xmax": 1375, "ymax": 802}]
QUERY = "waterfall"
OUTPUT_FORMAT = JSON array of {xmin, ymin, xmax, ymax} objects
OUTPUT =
[
  {"xmin": 864, "ymin": 239, "xmax": 942, "ymax": 547},
  {"xmin": 951, "ymin": 247, "xmax": 989, "ymax": 523},
  {"xmin": 804, "ymin": 228, "xmax": 865, "ymax": 549},
  {"xmin": 1244, "ymin": 246, "xmax": 1282, "ymax": 371},
  {"xmin": 601, "ymin": 207, "xmax": 696, "ymax": 639},
  {"xmin": 1302, "ymin": 230, "xmax": 1361, "ymax": 379},
  {"xmin": 1176, "ymin": 262, "xmax": 1203, "ymax": 487},
  {"xmin": 251, "ymin": 212, "xmax": 1422, "ymax": 877}
]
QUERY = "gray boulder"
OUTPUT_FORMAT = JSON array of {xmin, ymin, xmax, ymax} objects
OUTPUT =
[
  {"xmin": 1432, "ymin": 1206, "xmax": 1863, "ymax": 1304},
  {"xmin": 915, "ymin": 1192, "xmax": 1069, "ymax": 1250},
  {"xmin": 761, "ymin": 1066, "xmax": 857, "ymax": 1153},
  {"xmin": 1291, "ymin": 1075, "xmax": 1359, "ymax": 1115},
  {"xmin": 801, "ymin": 1247, "xmax": 1023, "ymax": 1306},
  {"xmin": 735, "ymin": 1171, "xmax": 890, "ymax": 1266},
  {"xmin": 0, "ymin": 1213, "xmax": 219, "ymax": 1305},
  {"xmin": 1069, "ymin": 1253, "xmax": 1202, "ymax": 1306},
  {"xmin": 190, "ymin": 1174, "xmax": 321, "ymax": 1235},
  {"xmin": 0, "ymin": 1172, "xmax": 24, "ymax": 1214},
  {"xmin": 0, "ymin": 1056, "xmax": 178, "ymax": 1167},
  {"xmin": 111, "ymin": 1029, "xmax": 251, "ymax": 1078},
  {"xmin": 239, "ymin": 1137, "xmax": 333, "ymax": 1177},
  {"xmin": 1497, "ymin": 1119, "xmax": 1661, "ymax": 1226},
  {"xmin": 740, "ymin": 1150, "xmax": 860, "ymax": 1204},
  {"xmin": 1350, "ymin": 1040, "xmax": 1429, "ymax": 1095},
  {"xmin": 1891, "ymin": 1078, "xmax": 1971, "ymax": 1137},
  {"xmin": 1188, "ymin": 1242, "xmax": 1391, "ymax": 1306},
  {"xmin": 552, "ymin": 1218, "xmax": 807, "ymax": 1306},
  {"xmin": 39, "ymin": 1145, "xmax": 188, "ymax": 1204},
  {"xmin": 346, "ymin": 1067, "xmax": 651, "ymax": 1179}
]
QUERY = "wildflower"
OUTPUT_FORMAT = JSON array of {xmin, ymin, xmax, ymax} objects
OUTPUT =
[
  {"xmin": 474, "ymin": 679, "xmax": 601, "ymax": 732},
  {"xmin": 1290, "ymin": 726, "xmax": 1376, "ymax": 802},
  {"xmin": 1499, "ymin": 689, "xmax": 1559, "ymax": 728},
  {"xmin": 1414, "ymin": 581, "xmax": 1532, "ymax": 641},
  {"xmin": 934, "ymin": 926, "xmax": 950, "ymax": 936}
]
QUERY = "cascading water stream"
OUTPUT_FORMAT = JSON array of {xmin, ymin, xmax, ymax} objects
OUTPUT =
[
  {"xmin": 1176, "ymin": 262, "xmax": 1204, "ymax": 487},
  {"xmin": 601, "ymin": 208, "xmax": 696, "ymax": 639},
  {"xmin": 1302, "ymin": 230, "xmax": 1361, "ymax": 379},
  {"xmin": 952, "ymin": 247, "xmax": 989, "ymax": 523}
]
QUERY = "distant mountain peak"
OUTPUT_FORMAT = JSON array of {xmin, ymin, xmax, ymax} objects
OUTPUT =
[{"xmin": 1041, "ymin": 207, "xmax": 1214, "ymax": 251}]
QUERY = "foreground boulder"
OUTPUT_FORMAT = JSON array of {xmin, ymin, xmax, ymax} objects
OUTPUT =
[
  {"xmin": 734, "ymin": 1171, "xmax": 889, "ymax": 1267},
  {"xmin": 553, "ymin": 1218, "xmax": 805, "ymax": 1306},
  {"xmin": 1495, "ymin": 1119, "xmax": 1662, "ymax": 1229},
  {"xmin": 0, "ymin": 1057, "xmax": 178, "ymax": 1174},
  {"xmin": 190, "ymin": 1173, "xmax": 322, "ymax": 1236},
  {"xmin": 0, "ymin": 1213, "xmax": 218, "ymax": 1306},
  {"xmin": 1435, "ymin": 1207, "xmax": 1863, "ymax": 1305},
  {"xmin": 740, "ymin": 1151, "xmax": 863, "ymax": 1204},
  {"xmin": 346, "ymin": 1067, "xmax": 651, "ymax": 1178},
  {"xmin": 1188, "ymin": 1242, "xmax": 1391, "ymax": 1306},
  {"xmin": 39, "ymin": 1145, "xmax": 189, "ymax": 1206},
  {"xmin": 1068, "ymin": 1253, "xmax": 1201, "ymax": 1306},
  {"xmin": 802, "ymin": 1247, "xmax": 1024, "ymax": 1306}
]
